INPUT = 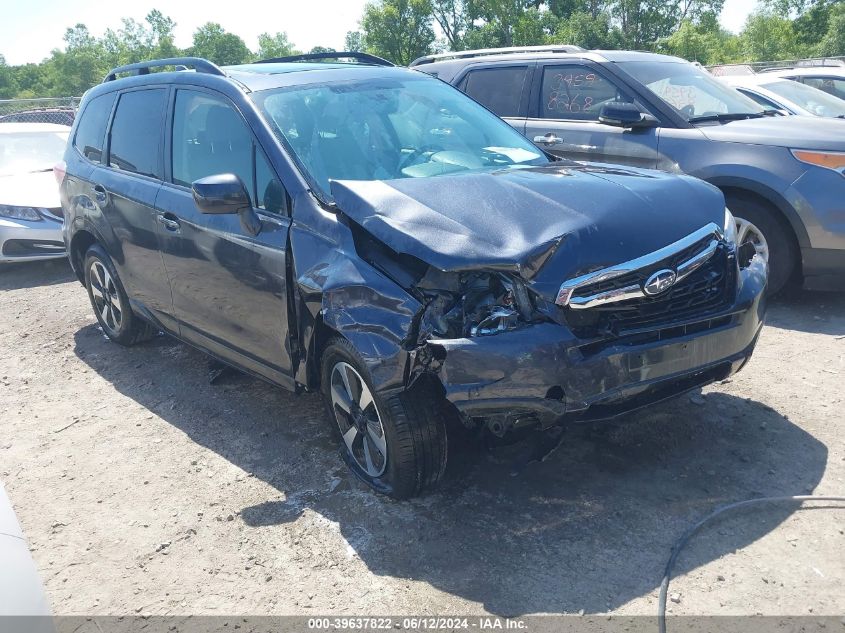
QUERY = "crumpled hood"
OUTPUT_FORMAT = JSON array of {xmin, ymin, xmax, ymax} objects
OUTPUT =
[
  {"xmin": 331, "ymin": 163, "xmax": 725, "ymax": 299},
  {"xmin": 698, "ymin": 116, "xmax": 845, "ymax": 151}
]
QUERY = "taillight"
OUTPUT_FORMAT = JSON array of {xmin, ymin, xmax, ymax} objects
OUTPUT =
[{"xmin": 53, "ymin": 161, "xmax": 67, "ymax": 186}]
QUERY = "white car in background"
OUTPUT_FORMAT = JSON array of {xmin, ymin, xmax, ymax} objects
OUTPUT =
[
  {"xmin": 719, "ymin": 73, "xmax": 845, "ymax": 119},
  {"xmin": 0, "ymin": 123, "xmax": 69, "ymax": 263},
  {"xmin": 763, "ymin": 65, "xmax": 845, "ymax": 100}
]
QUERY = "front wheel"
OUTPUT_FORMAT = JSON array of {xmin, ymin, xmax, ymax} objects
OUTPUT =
[
  {"xmin": 321, "ymin": 338, "xmax": 447, "ymax": 499},
  {"xmin": 725, "ymin": 194, "xmax": 797, "ymax": 295}
]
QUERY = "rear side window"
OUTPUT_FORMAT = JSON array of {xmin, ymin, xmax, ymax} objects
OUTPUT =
[
  {"xmin": 108, "ymin": 89, "xmax": 166, "ymax": 179},
  {"xmin": 73, "ymin": 92, "xmax": 116, "ymax": 163},
  {"xmin": 462, "ymin": 66, "xmax": 528, "ymax": 117},
  {"xmin": 540, "ymin": 65, "xmax": 633, "ymax": 120},
  {"xmin": 801, "ymin": 76, "xmax": 845, "ymax": 100}
]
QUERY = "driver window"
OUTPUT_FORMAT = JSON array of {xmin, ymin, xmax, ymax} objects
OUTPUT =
[
  {"xmin": 540, "ymin": 66, "xmax": 633, "ymax": 120},
  {"xmin": 172, "ymin": 90, "xmax": 253, "ymax": 193}
]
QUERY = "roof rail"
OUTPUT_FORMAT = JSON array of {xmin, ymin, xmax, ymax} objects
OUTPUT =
[
  {"xmin": 103, "ymin": 57, "xmax": 225, "ymax": 82},
  {"xmin": 409, "ymin": 45, "xmax": 586, "ymax": 67},
  {"xmin": 254, "ymin": 51, "xmax": 394, "ymax": 67}
]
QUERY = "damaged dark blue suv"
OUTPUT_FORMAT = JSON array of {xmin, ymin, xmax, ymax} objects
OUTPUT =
[{"xmin": 60, "ymin": 53, "xmax": 767, "ymax": 498}]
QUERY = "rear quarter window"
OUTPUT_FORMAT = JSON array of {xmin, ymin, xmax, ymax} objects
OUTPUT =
[
  {"xmin": 73, "ymin": 92, "xmax": 117, "ymax": 163},
  {"xmin": 461, "ymin": 66, "xmax": 529, "ymax": 118},
  {"xmin": 108, "ymin": 89, "xmax": 167, "ymax": 179}
]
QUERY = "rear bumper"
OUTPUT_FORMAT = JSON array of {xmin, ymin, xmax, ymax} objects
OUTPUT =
[
  {"xmin": 0, "ymin": 217, "xmax": 65, "ymax": 262},
  {"xmin": 426, "ymin": 257, "xmax": 766, "ymax": 427}
]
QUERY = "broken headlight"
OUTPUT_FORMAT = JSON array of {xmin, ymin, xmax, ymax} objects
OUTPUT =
[
  {"xmin": 723, "ymin": 207, "xmax": 738, "ymax": 245},
  {"xmin": 419, "ymin": 272, "xmax": 537, "ymax": 339}
]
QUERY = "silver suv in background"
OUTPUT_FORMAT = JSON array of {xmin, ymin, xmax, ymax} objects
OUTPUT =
[{"xmin": 414, "ymin": 48, "xmax": 845, "ymax": 294}]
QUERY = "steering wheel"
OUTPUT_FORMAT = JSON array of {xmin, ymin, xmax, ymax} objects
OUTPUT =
[
  {"xmin": 398, "ymin": 145, "xmax": 439, "ymax": 171},
  {"xmin": 680, "ymin": 104, "xmax": 695, "ymax": 118}
]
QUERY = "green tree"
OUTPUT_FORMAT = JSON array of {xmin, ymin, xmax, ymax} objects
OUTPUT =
[
  {"xmin": 609, "ymin": 0, "xmax": 725, "ymax": 49},
  {"xmin": 344, "ymin": 31, "xmax": 366, "ymax": 51},
  {"xmin": 190, "ymin": 23, "xmax": 253, "ymax": 65},
  {"xmin": 430, "ymin": 0, "xmax": 473, "ymax": 49},
  {"xmin": 257, "ymin": 31, "xmax": 298, "ymax": 59},
  {"xmin": 48, "ymin": 24, "xmax": 108, "ymax": 96},
  {"xmin": 361, "ymin": 0, "xmax": 436, "ymax": 65},
  {"xmin": 660, "ymin": 17, "xmax": 741, "ymax": 64},
  {"xmin": 309, "ymin": 46, "xmax": 337, "ymax": 54},
  {"xmin": 816, "ymin": 1, "xmax": 845, "ymax": 55},
  {"xmin": 0, "ymin": 54, "xmax": 18, "ymax": 99},
  {"xmin": 739, "ymin": 10, "xmax": 804, "ymax": 61},
  {"xmin": 554, "ymin": 10, "xmax": 625, "ymax": 49}
]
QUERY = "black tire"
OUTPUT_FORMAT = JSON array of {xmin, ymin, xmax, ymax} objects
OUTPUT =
[
  {"xmin": 724, "ymin": 193, "xmax": 797, "ymax": 295},
  {"xmin": 83, "ymin": 244, "xmax": 156, "ymax": 346},
  {"xmin": 320, "ymin": 337, "xmax": 447, "ymax": 499}
]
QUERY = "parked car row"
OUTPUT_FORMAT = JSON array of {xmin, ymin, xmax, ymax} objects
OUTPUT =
[
  {"xmin": 718, "ymin": 73, "xmax": 845, "ymax": 119},
  {"xmin": 0, "ymin": 123, "xmax": 68, "ymax": 262},
  {"xmin": 412, "ymin": 48, "xmax": 845, "ymax": 293}
]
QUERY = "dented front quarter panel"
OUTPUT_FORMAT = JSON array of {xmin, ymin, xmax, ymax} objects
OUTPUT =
[{"xmin": 289, "ymin": 191, "xmax": 421, "ymax": 393}]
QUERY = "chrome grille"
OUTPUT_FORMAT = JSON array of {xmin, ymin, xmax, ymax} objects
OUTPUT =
[{"xmin": 558, "ymin": 223, "xmax": 737, "ymax": 338}]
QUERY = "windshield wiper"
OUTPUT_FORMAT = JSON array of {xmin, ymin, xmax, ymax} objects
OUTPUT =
[{"xmin": 688, "ymin": 112, "xmax": 766, "ymax": 123}]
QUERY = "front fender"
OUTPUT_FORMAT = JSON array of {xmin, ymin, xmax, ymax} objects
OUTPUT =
[{"xmin": 289, "ymin": 215, "xmax": 422, "ymax": 393}]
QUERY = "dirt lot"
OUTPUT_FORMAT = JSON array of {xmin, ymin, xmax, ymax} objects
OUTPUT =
[{"xmin": 1, "ymin": 259, "xmax": 844, "ymax": 619}]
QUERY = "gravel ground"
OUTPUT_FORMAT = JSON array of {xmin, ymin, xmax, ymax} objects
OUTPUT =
[{"xmin": 1, "ymin": 258, "xmax": 843, "ymax": 618}]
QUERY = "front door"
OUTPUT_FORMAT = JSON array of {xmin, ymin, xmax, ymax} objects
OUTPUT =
[
  {"xmin": 525, "ymin": 62, "xmax": 660, "ymax": 169},
  {"xmin": 155, "ymin": 88, "xmax": 294, "ymax": 384}
]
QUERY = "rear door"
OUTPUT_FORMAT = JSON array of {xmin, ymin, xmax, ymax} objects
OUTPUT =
[
  {"xmin": 155, "ymin": 87, "xmax": 294, "ymax": 384},
  {"xmin": 524, "ymin": 61, "xmax": 660, "ymax": 168},
  {"xmin": 457, "ymin": 63, "xmax": 533, "ymax": 134},
  {"xmin": 93, "ymin": 87, "xmax": 175, "ymax": 329}
]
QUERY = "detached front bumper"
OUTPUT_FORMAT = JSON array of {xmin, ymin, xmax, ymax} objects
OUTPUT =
[
  {"xmin": 425, "ymin": 258, "xmax": 766, "ymax": 427},
  {"xmin": 0, "ymin": 216, "xmax": 65, "ymax": 263}
]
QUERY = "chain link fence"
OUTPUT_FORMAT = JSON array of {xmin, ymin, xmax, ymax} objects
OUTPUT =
[
  {"xmin": 708, "ymin": 56, "xmax": 845, "ymax": 76},
  {"xmin": 0, "ymin": 97, "xmax": 81, "ymax": 126}
]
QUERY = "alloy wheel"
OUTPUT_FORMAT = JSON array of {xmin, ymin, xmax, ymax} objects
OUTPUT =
[
  {"xmin": 89, "ymin": 260, "xmax": 123, "ymax": 332},
  {"xmin": 329, "ymin": 362, "xmax": 388, "ymax": 477},
  {"xmin": 735, "ymin": 216, "xmax": 770, "ymax": 262}
]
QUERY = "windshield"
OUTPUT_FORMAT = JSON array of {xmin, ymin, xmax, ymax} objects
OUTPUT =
[
  {"xmin": 618, "ymin": 61, "xmax": 767, "ymax": 122},
  {"xmin": 252, "ymin": 75, "xmax": 547, "ymax": 200},
  {"xmin": 762, "ymin": 80, "xmax": 845, "ymax": 118},
  {"xmin": 0, "ymin": 130, "xmax": 69, "ymax": 176}
]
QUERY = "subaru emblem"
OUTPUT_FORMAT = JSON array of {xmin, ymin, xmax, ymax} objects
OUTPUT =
[{"xmin": 643, "ymin": 269, "xmax": 677, "ymax": 296}]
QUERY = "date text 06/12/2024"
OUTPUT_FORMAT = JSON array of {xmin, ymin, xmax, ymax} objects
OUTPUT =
[{"xmin": 307, "ymin": 617, "xmax": 528, "ymax": 630}]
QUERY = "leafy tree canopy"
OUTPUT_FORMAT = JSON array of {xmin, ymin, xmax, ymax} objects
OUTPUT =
[{"xmin": 1, "ymin": 2, "xmax": 842, "ymax": 99}]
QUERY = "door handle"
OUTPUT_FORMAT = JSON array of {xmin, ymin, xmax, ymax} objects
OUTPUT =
[
  {"xmin": 157, "ymin": 212, "xmax": 181, "ymax": 232},
  {"xmin": 92, "ymin": 184, "xmax": 108, "ymax": 203},
  {"xmin": 533, "ymin": 133, "xmax": 563, "ymax": 146}
]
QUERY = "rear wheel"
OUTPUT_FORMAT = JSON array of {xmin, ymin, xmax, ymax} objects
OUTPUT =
[
  {"xmin": 725, "ymin": 193, "xmax": 797, "ymax": 295},
  {"xmin": 321, "ymin": 337, "xmax": 447, "ymax": 499},
  {"xmin": 84, "ymin": 244, "xmax": 156, "ymax": 346}
]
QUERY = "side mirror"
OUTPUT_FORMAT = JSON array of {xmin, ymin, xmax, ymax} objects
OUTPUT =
[
  {"xmin": 598, "ymin": 102, "xmax": 656, "ymax": 128},
  {"xmin": 192, "ymin": 174, "xmax": 251, "ymax": 215}
]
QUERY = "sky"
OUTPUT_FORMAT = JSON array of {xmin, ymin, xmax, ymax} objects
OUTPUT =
[{"xmin": 1, "ymin": 0, "xmax": 760, "ymax": 67}]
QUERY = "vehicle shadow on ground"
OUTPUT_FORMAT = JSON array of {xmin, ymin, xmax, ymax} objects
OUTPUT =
[
  {"xmin": 767, "ymin": 288, "xmax": 845, "ymax": 335},
  {"xmin": 73, "ymin": 324, "xmax": 827, "ymax": 616},
  {"xmin": 0, "ymin": 258, "xmax": 74, "ymax": 290}
]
